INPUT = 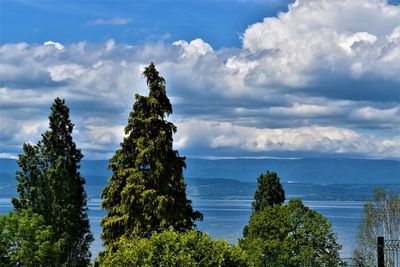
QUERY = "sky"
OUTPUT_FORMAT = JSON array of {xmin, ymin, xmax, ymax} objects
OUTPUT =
[{"xmin": 0, "ymin": 0, "xmax": 399, "ymax": 160}]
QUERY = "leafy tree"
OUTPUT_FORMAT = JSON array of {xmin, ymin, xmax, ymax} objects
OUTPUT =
[
  {"xmin": 99, "ymin": 228, "xmax": 249, "ymax": 267},
  {"xmin": 0, "ymin": 209, "xmax": 64, "ymax": 266},
  {"xmin": 353, "ymin": 188, "xmax": 400, "ymax": 267},
  {"xmin": 101, "ymin": 63, "xmax": 202, "ymax": 248},
  {"xmin": 12, "ymin": 98, "xmax": 93, "ymax": 266},
  {"xmin": 252, "ymin": 171, "xmax": 285, "ymax": 212},
  {"xmin": 241, "ymin": 199, "xmax": 342, "ymax": 266}
]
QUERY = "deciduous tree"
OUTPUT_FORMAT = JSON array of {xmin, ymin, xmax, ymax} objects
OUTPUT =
[
  {"xmin": 241, "ymin": 199, "xmax": 342, "ymax": 266},
  {"xmin": 99, "ymin": 228, "xmax": 249, "ymax": 266},
  {"xmin": 0, "ymin": 209, "xmax": 64, "ymax": 267},
  {"xmin": 241, "ymin": 172, "xmax": 341, "ymax": 266},
  {"xmin": 353, "ymin": 188, "xmax": 400, "ymax": 267}
]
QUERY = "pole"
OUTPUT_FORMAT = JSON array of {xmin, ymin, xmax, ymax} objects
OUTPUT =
[{"xmin": 377, "ymin": 236, "xmax": 384, "ymax": 267}]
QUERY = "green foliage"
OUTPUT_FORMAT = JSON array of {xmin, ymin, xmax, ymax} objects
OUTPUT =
[
  {"xmin": 99, "ymin": 228, "xmax": 249, "ymax": 267},
  {"xmin": 101, "ymin": 63, "xmax": 202, "ymax": 248},
  {"xmin": 11, "ymin": 143, "xmax": 42, "ymax": 211},
  {"xmin": 252, "ymin": 171, "xmax": 285, "ymax": 212},
  {"xmin": 240, "ymin": 199, "xmax": 342, "ymax": 267},
  {"xmin": 11, "ymin": 98, "xmax": 93, "ymax": 266},
  {"xmin": 353, "ymin": 188, "xmax": 400, "ymax": 267},
  {"xmin": 0, "ymin": 209, "xmax": 64, "ymax": 266}
]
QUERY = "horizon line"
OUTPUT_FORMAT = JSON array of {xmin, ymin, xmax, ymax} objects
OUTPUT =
[{"xmin": 1, "ymin": 156, "xmax": 399, "ymax": 161}]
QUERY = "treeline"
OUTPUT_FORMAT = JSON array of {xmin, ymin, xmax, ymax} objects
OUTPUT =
[{"xmin": 1, "ymin": 64, "xmax": 398, "ymax": 266}]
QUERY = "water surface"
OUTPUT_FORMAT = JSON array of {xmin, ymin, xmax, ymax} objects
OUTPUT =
[{"xmin": 0, "ymin": 198, "xmax": 364, "ymax": 259}]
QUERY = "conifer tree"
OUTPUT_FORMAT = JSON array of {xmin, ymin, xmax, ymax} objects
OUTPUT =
[
  {"xmin": 12, "ymin": 98, "xmax": 93, "ymax": 266},
  {"xmin": 252, "ymin": 171, "xmax": 285, "ymax": 212},
  {"xmin": 101, "ymin": 63, "xmax": 202, "ymax": 248}
]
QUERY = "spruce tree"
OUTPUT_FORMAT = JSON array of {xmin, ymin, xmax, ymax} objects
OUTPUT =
[
  {"xmin": 12, "ymin": 98, "xmax": 93, "ymax": 266},
  {"xmin": 101, "ymin": 63, "xmax": 202, "ymax": 248},
  {"xmin": 252, "ymin": 171, "xmax": 285, "ymax": 212}
]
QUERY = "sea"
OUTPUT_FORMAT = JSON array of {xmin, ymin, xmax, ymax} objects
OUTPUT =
[
  {"xmin": 0, "ymin": 197, "xmax": 364, "ymax": 259},
  {"xmin": 1, "ymin": 157, "xmax": 399, "ymax": 259}
]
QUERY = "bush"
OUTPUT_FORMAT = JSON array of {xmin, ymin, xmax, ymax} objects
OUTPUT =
[{"xmin": 99, "ymin": 228, "xmax": 249, "ymax": 266}]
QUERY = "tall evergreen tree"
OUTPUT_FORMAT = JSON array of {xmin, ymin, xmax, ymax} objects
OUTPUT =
[
  {"xmin": 252, "ymin": 171, "xmax": 285, "ymax": 212},
  {"xmin": 12, "ymin": 98, "xmax": 93, "ymax": 266},
  {"xmin": 101, "ymin": 63, "xmax": 202, "ymax": 248}
]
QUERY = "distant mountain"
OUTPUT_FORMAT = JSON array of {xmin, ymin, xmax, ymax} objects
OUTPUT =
[
  {"xmin": 184, "ymin": 158, "xmax": 400, "ymax": 184},
  {"xmin": 2, "ymin": 157, "xmax": 398, "ymax": 184},
  {"xmin": 1, "ymin": 157, "xmax": 399, "ymax": 201}
]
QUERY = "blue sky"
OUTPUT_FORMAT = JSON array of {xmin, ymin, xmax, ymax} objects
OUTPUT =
[
  {"xmin": 1, "ymin": 0, "xmax": 292, "ymax": 48},
  {"xmin": 0, "ymin": 0, "xmax": 399, "ymax": 159}
]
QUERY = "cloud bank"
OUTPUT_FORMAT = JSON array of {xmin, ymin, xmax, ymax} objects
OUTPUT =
[{"xmin": 1, "ymin": 0, "xmax": 399, "ymax": 159}]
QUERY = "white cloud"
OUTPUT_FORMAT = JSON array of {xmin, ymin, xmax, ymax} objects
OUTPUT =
[
  {"xmin": 338, "ymin": 32, "xmax": 377, "ymax": 55},
  {"xmin": 44, "ymin": 41, "xmax": 64, "ymax": 50},
  {"xmin": 269, "ymin": 103, "xmax": 338, "ymax": 117},
  {"xmin": 83, "ymin": 125, "xmax": 124, "ymax": 147},
  {"xmin": 0, "ymin": 116, "xmax": 47, "ymax": 147},
  {"xmin": 86, "ymin": 17, "xmax": 131, "ymax": 26},
  {"xmin": 241, "ymin": 0, "xmax": 400, "ymax": 86},
  {"xmin": 173, "ymin": 39, "xmax": 214, "ymax": 59},
  {"xmin": 48, "ymin": 64, "xmax": 85, "ymax": 81},
  {"xmin": 351, "ymin": 106, "xmax": 400, "ymax": 122},
  {"xmin": 174, "ymin": 119, "xmax": 400, "ymax": 158},
  {"xmin": 0, "ymin": 152, "xmax": 17, "ymax": 159},
  {"xmin": 1, "ymin": 0, "xmax": 399, "ymax": 159}
]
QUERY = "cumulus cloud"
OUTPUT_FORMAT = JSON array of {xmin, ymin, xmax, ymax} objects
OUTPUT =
[
  {"xmin": 0, "ymin": 0, "xmax": 399, "ymax": 159},
  {"xmin": 173, "ymin": 39, "xmax": 214, "ymax": 59},
  {"xmin": 47, "ymin": 64, "xmax": 85, "ymax": 81},
  {"xmin": 0, "ymin": 114, "xmax": 48, "ymax": 154},
  {"xmin": 174, "ymin": 119, "xmax": 400, "ymax": 158},
  {"xmin": 241, "ymin": 0, "xmax": 400, "ymax": 92},
  {"xmin": 86, "ymin": 17, "xmax": 131, "ymax": 26},
  {"xmin": 44, "ymin": 41, "xmax": 65, "ymax": 50}
]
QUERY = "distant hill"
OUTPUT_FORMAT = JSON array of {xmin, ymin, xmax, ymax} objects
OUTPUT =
[
  {"xmin": 77, "ymin": 157, "xmax": 400, "ymax": 184},
  {"xmin": 1, "ymin": 157, "xmax": 399, "ymax": 201},
  {"xmin": 184, "ymin": 178, "xmax": 400, "ymax": 201},
  {"xmin": 184, "ymin": 157, "xmax": 400, "ymax": 184}
]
